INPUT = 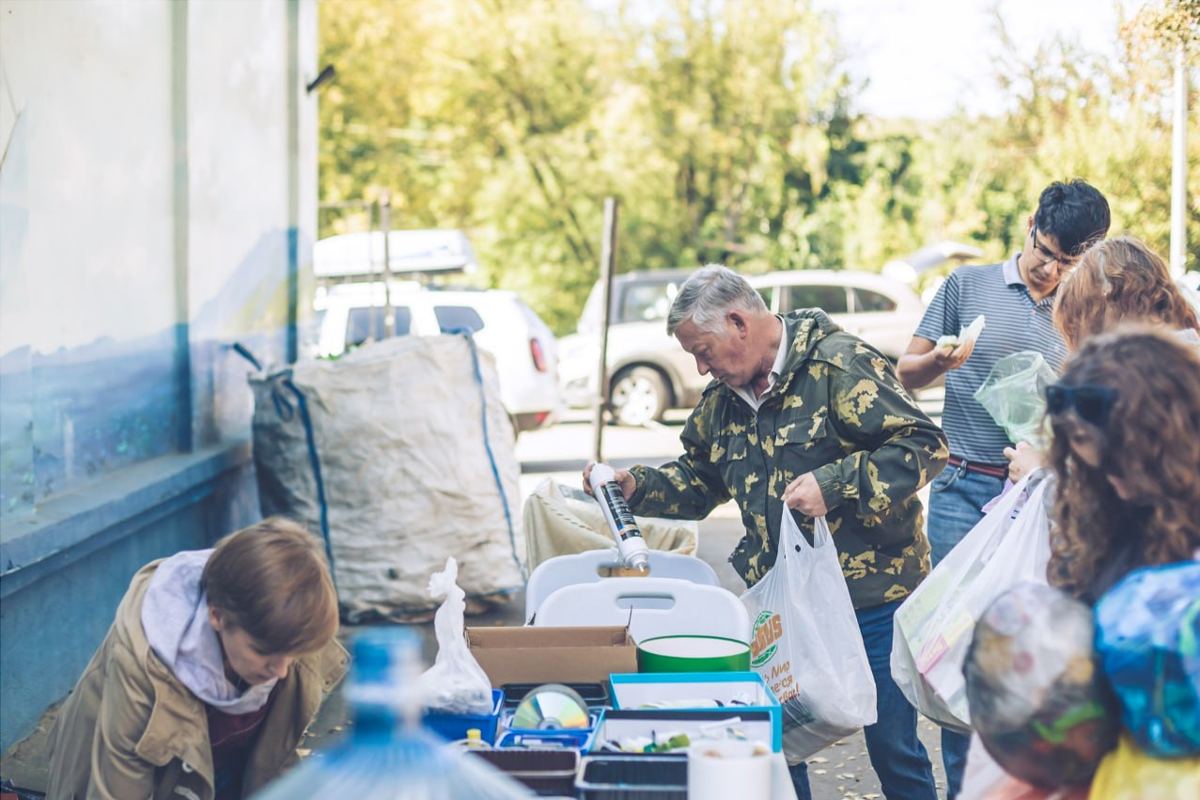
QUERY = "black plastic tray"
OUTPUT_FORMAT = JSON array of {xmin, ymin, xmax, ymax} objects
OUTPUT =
[
  {"xmin": 576, "ymin": 754, "xmax": 688, "ymax": 800},
  {"xmin": 502, "ymin": 681, "xmax": 610, "ymax": 710},
  {"xmin": 471, "ymin": 748, "xmax": 580, "ymax": 796}
]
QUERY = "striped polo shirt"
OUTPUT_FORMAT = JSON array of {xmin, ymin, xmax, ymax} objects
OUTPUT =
[{"xmin": 914, "ymin": 255, "xmax": 1066, "ymax": 464}]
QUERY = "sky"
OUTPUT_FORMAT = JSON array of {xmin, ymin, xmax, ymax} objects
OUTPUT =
[{"xmin": 817, "ymin": 0, "xmax": 1133, "ymax": 119}]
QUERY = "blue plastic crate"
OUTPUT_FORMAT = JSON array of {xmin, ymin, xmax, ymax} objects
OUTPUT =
[
  {"xmin": 423, "ymin": 689, "xmax": 504, "ymax": 744},
  {"xmin": 608, "ymin": 672, "xmax": 782, "ymax": 751}
]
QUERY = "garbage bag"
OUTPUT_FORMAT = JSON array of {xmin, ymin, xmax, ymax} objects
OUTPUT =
[
  {"xmin": 522, "ymin": 478, "xmax": 697, "ymax": 571},
  {"xmin": 249, "ymin": 335, "xmax": 525, "ymax": 622},
  {"xmin": 1094, "ymin": 561, "xmax": 1200, "ymax": 758},
  {"xmin": 973, "ymin": 350, "xmax": 1057, "ymax": 448},
  {"xmin": 964, "ymin": 582, "xmax": 1120, "ymax": 788}
]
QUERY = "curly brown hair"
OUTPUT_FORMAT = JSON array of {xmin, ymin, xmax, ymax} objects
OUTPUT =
[
  {"xmin": 1054, "ymin": 236, "xmax": 1200, "ymax": 351},
  {"xmin": 1047, "ymin": 325, "xmax": 1200, "ymax": 603}
]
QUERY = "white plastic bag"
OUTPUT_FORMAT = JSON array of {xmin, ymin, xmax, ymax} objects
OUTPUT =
[
  {"xmin": 891, "ymin": 475, "xmax": 1053, "ymax": 733},
  {"xmin": 740, "ymin": 510, "xmax": 878, "ymax": 764},
  {"xmin": 418, "ymin": 557, "xmax": 494, "ymax": 714}
]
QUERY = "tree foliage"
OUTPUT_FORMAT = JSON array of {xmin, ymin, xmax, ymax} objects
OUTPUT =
[{"xmin": 318, "ymin": 0, "xmax": 1197, "ymax": 335}]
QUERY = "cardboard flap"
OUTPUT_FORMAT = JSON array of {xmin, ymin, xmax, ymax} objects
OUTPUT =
[{"xmin": 466, "ymin": 625, "xmax": 637, "ymax": 687}]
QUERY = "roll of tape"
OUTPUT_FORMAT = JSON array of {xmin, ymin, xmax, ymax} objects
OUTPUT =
[{"xmin": 687, "ymin": 739, "xmax": 772, "ymax": 800}]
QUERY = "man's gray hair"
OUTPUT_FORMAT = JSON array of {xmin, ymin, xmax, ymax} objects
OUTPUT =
[{"xmin": 667, "ymin": 264, "xmax": 768, "ymax": 336}]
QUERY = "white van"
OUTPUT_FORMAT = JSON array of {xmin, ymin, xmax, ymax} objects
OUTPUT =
[{"xmin": 315, "ymin": 282, "xmax": 563, "ymax": 434}]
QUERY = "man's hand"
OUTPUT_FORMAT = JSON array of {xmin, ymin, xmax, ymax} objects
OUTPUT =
[
  {"xmin": 1003, "ymin": 441, "xmax": 1045, "ymax": 483},
  {"xmin": 582, "ymin": 462, "xmax": 637, "ymax": 500},
  {"xmin": 930, "ymin": 339, "xmax": 976, "ymax": 371},
  {"xmin": 782, "ymin": 472, "xmax": 828, "ymax": 517}
]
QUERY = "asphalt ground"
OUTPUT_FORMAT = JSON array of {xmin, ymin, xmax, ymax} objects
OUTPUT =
[{"xmin": 2, "ymin": 394, "xmax": 949, "ymax": 800}]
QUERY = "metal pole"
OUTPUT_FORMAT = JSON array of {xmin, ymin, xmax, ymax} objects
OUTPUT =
[
  {"xmin": 1170, "ymin": 45, "xmax": 1188, "ymax": 278},
  {"xmin": 380, "ymin": 191, "xmax": 395, "ymax": 337},
  {"xmin": 592, "ymin": 197, "xmax": 620, "ymax": 464}
]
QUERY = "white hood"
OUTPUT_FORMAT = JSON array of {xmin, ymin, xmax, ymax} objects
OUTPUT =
[{"xmin": 141, "ymin": 549, "xmax": 277, "ymax": 715}]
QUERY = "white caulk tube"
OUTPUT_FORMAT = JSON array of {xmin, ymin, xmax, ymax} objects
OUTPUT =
[{"xmin": 589, "ymin": 463, "xmax": 650, "ymax": 572}]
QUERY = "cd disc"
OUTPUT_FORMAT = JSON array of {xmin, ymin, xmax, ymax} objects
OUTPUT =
[{"xmin": 511, "ymin": 683, "xmax": 590, "ymax": 730}]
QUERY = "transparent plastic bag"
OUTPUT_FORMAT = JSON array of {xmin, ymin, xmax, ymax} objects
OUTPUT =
[
  {"xmin": 891, "ymin": 476, "xmax": 1052, "ymax": 733},
  {"xmin": 973, "ymin": 350, "xmax": 1058, "ymax": 448},
  {"xmin": 740, "ymin": 510, "xmax": 877, "ymax": 764},
  {"xmin": 419, "ymin": 557, "xmax": 495, "ymax": 715}
]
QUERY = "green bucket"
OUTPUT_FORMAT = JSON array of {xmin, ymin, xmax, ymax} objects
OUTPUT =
[{"xmin": 636, "ymin": 635, "xmax": 751, "ymax": 673}]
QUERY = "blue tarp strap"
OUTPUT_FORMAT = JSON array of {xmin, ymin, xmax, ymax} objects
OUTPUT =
[{"xmin": 450, "ymin": 328, "xmax": 526, "ymax": 583}]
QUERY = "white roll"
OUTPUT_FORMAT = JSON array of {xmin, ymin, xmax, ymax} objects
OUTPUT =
[{"xmin": 687, "ymin": 739, "xmax": 772, "ymax": 800}]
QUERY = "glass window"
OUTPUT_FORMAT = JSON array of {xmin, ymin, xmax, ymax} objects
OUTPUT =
[
  {"xmin": 434, "ymin": 305, "xmax": 485, "ymax": 334},
  {"xmin": 346, "ymin": 306, "xmax": 411, "ymax": 348},
  {"xmin": 852, "ymin": 288, "xmax": 897, "ymax": 313},
  {"xmin": 788, "ymin": 285, "xmax": 848, "ymax": 314},
  {"xmin": 618, "ymin": 281, "xmax": 681, "ymax": 324}
]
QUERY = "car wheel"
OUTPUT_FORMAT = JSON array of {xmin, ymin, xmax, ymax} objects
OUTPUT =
[{"xmin": 610, "ymin": 367, "xmax": 669, "ymax": 426}]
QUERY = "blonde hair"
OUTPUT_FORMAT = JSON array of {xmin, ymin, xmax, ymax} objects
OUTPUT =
[
  {"xmin": 202, "ymin": 517, "xmax": 339, "ymax": 654},
  {"xmin": 1055, "ymin": 236, "xmax": 1199, "ymax": 350}
]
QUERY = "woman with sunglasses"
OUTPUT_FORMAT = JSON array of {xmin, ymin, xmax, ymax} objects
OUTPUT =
[
  {"xmin": 1043, "ymin": 324, "xmax": 1200, "ymax": 603},
  {"xmin": 1005, "ymin": 236, "xmax": 1200, "ymax": 482}
]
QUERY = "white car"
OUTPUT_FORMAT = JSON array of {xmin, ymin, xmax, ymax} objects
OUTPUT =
[
  {"xmin": 559, "ymin": 269, "xmax": 923, "ymax": 426},
  {"xmin": 315, "ymin": 282, "xmax": 563, "ymax": 434}
]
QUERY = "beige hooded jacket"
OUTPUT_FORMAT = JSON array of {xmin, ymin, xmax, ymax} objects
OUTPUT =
[{"xmin": 46, "ymin": 560, "xmax": 349, "ymax": 800}]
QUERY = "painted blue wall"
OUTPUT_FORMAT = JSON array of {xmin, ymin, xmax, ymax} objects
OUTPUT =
[{"xmin": 0, "ymin": 0, "xmax": 319, "ymax": 752}]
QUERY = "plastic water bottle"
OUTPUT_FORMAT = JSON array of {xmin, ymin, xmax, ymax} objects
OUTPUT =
[
  {"xmin": 250, "ymin": 629, "xmax": 533, "ymax": 799},
  {"xmin": 589, "ymin": 463, "xmax": 650, "ymax": 572}
]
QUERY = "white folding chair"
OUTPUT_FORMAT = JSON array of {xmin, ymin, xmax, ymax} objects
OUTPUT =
[
  {"xmin": 531, "ymin": 576, "xmax": 750, "ymax": 644},
  {"xmin": 524, "ymin": 548, "xmax": 720, "ymax": 623}
]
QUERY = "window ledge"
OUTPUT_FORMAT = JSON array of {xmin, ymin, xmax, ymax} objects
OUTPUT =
[{"xmin": 0, "ymin": 440, "xmax": 252, "ymax": 599}]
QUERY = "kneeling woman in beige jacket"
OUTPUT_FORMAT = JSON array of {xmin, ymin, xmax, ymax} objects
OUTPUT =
[{"xmin": 47, "ymin": 517, "xmax": 348, "ymax": 800}]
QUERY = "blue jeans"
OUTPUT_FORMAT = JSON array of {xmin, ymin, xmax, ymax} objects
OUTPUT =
[
  {"xmin": 788, "ymin": 600, "xmax": 937, "ymax": 800},
  {"xmin": 926, "ymin": 462, "xmax": 1006, "ymax": 800}
]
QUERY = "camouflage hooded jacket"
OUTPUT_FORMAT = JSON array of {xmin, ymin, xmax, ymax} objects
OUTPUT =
[{"xmin": 628, "ymin": 310, "xmax": 949, "ymax": 609}]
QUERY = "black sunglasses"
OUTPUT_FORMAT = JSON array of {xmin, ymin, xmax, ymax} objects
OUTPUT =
[{"xmin": 1045, "ymin": 383, "xmax": 1117, "ymax": 427}]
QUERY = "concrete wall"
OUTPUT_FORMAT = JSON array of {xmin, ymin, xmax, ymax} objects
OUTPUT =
[{"xmin": 0, "ymin": 0, "xmax": 319, "ymax": 751}]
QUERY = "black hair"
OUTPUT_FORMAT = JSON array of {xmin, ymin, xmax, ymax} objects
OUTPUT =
[{"xmin": 1033, "ymin": 179, "xmax": 1111, "ymax": 257}]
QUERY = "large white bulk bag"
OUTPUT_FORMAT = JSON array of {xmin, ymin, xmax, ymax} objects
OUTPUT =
[{"xmin": 250, "ymin": 334, "xmax": 525, "ymax": 622}]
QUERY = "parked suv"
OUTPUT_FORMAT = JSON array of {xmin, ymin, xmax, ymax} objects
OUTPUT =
[
  {"xmin": 315, "ymin": 282, "xmax": 562, "ymax": 433},
  {"xmin": 558, "ymin": 269, "xmax": 922, "ymax": 426},
  {"xmin": 748, "ymin": 270, "xmax": 923, "ymax": 360}
]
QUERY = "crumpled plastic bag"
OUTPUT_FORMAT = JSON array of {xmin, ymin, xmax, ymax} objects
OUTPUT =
[
  {"xmin": 1089, "ymin": 734, "xmax": 1200, "ymax": 800},
  {"xmin": 418, "ymin": 557, "xmax": 495, "ymax": 715},
  {"xmin": 973, "ymin": 350, "xmax": 1057, "ymax": 448},
  {"xmin": 1095, "ymin": 561, "xmax": 1200, "ymax": 758},
  {"xmin": 964, "ymin": 582, "xmax": 1120, "ymax": 788}
]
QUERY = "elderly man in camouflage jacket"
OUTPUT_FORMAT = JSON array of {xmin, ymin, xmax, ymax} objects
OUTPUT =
[{"xmin": 584, "ymin": 265, "xmax": 948, "ymax": 800}]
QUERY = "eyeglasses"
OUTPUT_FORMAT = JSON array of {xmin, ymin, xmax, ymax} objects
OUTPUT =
[
  {"xmin": 1029, "ymin": 226, "xmax": 1079, "ymax": 271},
  {"xmin": 1045, "ymin": 383, "xmax": 1117, "ymax": 427}
]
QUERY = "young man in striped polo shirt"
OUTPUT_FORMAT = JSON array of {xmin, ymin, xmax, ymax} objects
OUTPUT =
[{"xmin": 897, "ymin": 178, "xmax": 1110, "ymax": 799}]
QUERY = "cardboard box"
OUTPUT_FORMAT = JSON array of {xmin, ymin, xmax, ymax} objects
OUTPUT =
[{"xmin": 466, "ymin": 625, "xmax": 637, "ymax": 687}]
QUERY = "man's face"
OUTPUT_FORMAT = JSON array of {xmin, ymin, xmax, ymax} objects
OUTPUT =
[
  {"xmin": 674, "ymin": 315, "xmax": 754, "ymax": 389},
  {"xmin": 1019, "ymin": 219, "xmax": 1080, "ymax": 295}
]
